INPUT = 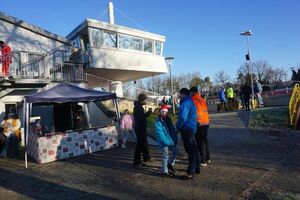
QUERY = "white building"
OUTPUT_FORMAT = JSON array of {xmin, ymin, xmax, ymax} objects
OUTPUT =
[{"xmin": 0, "ymin": 2, "xmax": 168, "ymax": 115}]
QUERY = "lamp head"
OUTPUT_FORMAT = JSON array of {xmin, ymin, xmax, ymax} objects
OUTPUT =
[{"xmin": 240, "ymin": 30, "xmax": 253, "ymax": 36}]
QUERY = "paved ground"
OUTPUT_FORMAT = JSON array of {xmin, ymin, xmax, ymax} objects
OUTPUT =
[{"xmin": 0, "ymin": 110, "xmax": 299, "ymax": 200}]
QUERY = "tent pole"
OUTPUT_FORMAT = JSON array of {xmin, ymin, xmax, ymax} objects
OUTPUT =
[
  {"xmin": 24, "ymin": 102, "xmax": 29, "ymax": 168},
  {"xmin": 84, "ymin": 103, "xmax": 91, "ymax": 128},
  {"xmin": 113, "ymin": 99, "xmax": 120, "ymax": 121}
]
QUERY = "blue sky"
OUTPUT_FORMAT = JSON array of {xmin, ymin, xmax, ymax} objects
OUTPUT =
[{"xmin": 1, "ymin": 0, "xmax": 299, "ymax": 80}]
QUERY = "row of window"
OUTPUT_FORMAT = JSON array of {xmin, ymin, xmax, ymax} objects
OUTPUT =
[{"xmin": 86, "ymin": 28, "xmax": 163, "ymax": 55}]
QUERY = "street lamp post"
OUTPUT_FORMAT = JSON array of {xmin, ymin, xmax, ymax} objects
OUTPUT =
[
  {"xmin": 240, "ymin": 30, "xmax": 255, "ymax": 104},
  {"xmin": 165, "ymin": 57, "xmax": 175, "ymax": 115}
]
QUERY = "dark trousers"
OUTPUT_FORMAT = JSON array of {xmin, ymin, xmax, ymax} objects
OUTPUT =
[
  {"xmin": 244, "ymin": 97, "xmax": 250, "ymax": 110},
  {"xmin": 133, "ymin": 127, "xmax": 150, "ymax": 164},
  {"xmin": 195, "ymin": 125, "xmax": 210, "ymax": 163},
  {"xmin": 181, "ymin": 128, "xmax": 199, "ymax": 175}
]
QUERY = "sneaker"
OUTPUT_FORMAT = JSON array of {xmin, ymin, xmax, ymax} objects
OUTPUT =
[
  {"xmin": 144, "ymin": 158, "xmax": 155, "ymax": 163},
  {"xmin": 167, "ymin": 163, "xmax": 176, "ymax": 173},
  {"xmin": 201, "ymin": 163, "xmax": 208, "ymax": 167},
  {"xmin": 195, "ymin": 168, "xmax": 200, "ymax": 174},
  {"xmin": 133, "ymin": 163, "xmax": 146, "ymax": 167},
  {"xmin": 121, "ymin": 144, "xmax": 127, "ymax": 149},
  {"xmin": 180, "ymin": 174, "xmax": 195, "ymax": 180},
  {"xmin": 160, "ymin": 173, "xmax": 173, "ymax": 178}
]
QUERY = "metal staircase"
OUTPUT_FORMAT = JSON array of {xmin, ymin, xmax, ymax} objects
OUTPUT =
[{"xmin": 1, "ymin": 46, "xmax": 85, "ymax": 87}]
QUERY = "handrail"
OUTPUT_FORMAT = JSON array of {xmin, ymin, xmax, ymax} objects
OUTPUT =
[{"xmin": 288, "ymin": 83, "xmax": 300, "ymax": 128}]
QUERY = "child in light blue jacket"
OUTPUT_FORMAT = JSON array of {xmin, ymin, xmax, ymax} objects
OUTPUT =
[{"xmin": 154, "ymin": 105, "xmax": 178, "ymax": 177}]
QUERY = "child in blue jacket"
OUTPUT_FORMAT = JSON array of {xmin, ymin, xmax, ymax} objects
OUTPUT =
[{"xmin": 154, "ymin": 105, "xmax": 178, "ymax": 177}]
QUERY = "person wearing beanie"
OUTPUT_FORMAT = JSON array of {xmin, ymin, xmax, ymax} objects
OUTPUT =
[
  {"xmin": 190, "ymin": 86, "xmax": 211, "ymax": 167},
  {"xmin": 154, "ymin": 104, "xmax": 177, "ymax": 177},
  {"xmin": 176, "ymin": 88, "xmax": 199, "ymax": 180},
  {"xmin": 133, "ymin": 93, "xmax": 153, "ymax": 167}
]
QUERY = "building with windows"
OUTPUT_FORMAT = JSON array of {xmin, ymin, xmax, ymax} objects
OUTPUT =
[
  {"xmin": 0, "ymin": 2, "xmax": 168, "ymax": 115},
  {"xmin": 66, "ymin": 3, "xmax": 167, "ymax": 96}
]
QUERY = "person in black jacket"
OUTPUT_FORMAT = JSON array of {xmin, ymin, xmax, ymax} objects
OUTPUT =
[
  {"xmin": 242, "ymin": 82, "xmax": 252, "ymax": 111},
  {"xmin": 133, "ymin": 93, "xmax": 153, "ymax": 167}
]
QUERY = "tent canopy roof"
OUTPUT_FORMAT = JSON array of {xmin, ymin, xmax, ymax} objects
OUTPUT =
[{"xmin": 24, "ymin": 83, "xmax": 116, "ymax": 104}]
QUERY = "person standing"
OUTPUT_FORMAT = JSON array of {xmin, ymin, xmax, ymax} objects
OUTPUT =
[
  {"xmin": 120, "ymin": 109, "xmax": 136, "ymax": 149},
  {"xmin": 0, "ymin": 108, "xmax": 21, "ymax": 157},
  {"xmin": 72, "ymin": 105, "xmax": 88, "ymax": 130},
  {"xmin": 226, "ymin": 84, "xmax": 234, "ymax": 110},
  {"xmin": 154, "ymin": 104, "xmax": 177, "ymax": 177},
  {"xmin": 242, "ymin": 82, "xmax": 252, "ymax": 111},
  {"xmin": 133, "ymin": 93, "xmax": 153, "ymax": 167},
  {"xmin": 0, "ymin": 41, "xmax": 12, "ymax": 77},
  {"xmin": 218, "ymin": 87, "xmax": 227, "ymax": 111},
  {"xmin": 176, "ymin": 88, "xmax": 199, "ymax": 180},
  {"xmin": 190, "ymin": 86, "xmax": 211, "ymax": 167},
  {"xmin": 254, "ymin": 79, "xmax": 264, "ymax": 108}
]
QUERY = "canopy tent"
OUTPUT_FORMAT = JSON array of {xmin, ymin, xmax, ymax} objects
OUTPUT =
[
  {"xmin": 25, "ymin": 83, "xmax": 116, "ymax": 103},
  {"xmin": 23, "ymin": 83, "xmax": 120, "ymax": 168}
]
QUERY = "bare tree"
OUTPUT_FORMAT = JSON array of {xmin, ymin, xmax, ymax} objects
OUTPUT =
[
  {"xmin": 145, "ymin": 75, "xmax": 163, "ymax": 94},
  {"xmin": 214, "ymin": 70, "xmax": 230, "ymax": 85},
  {"xmin": 270, "ymin": 67, "xmax": 287, "ymax": 83},
  {"xmin": 252, "ymin": 60, "xmax": 273, "ymax": 83}
]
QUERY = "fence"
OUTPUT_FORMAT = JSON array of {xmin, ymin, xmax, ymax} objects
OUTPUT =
[
  {"xmin": 1, "ymin": 49, "xmax": 83, "ymax": 82},
  {"xmin": 288, "ymin": 83, "xmax": 300, "ymax": 129}
]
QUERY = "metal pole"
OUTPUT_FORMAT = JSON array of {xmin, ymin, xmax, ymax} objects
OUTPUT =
[
  {"xmin": 246, "ymin": 36, "xmax": 255, "ymax": 99},
  {"xmin": 169, "ymin": 63, "xmax": 175, "ymax": 115}
]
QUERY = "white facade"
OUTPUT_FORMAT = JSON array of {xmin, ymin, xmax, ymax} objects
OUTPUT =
[
  {"xmin": 67, "ymin": 19, "xmax": 168, "ymax": 82},
  {"xmin": 0, "ymin": 12, "xmax": 70, "ymax": 53}
]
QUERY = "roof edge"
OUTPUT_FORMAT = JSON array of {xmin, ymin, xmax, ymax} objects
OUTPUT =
[{"xmin": 0, "ymin": 12, "xmax": 71, "ymax": 45}]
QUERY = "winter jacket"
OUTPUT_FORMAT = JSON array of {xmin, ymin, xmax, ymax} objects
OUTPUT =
[
  {"xmin": 154, "ymin": 116, "xmax": 177, "ymax": 148},
  {"xmin": 254, "ymin": 82, "xmax": 263, "ymax": 94},
  {"xmin": 176, "ymin": 96, "xmax": 197, "ymax": 134},
  {"xmin": 133, "ymin": 100, "xmax": 151, "ymax": 129},
  {"xmin": 226, "ymin": 87, "xmax": 234, "ymax": 98},
  {"xmin": 121, "ymin": 114, "xmax": 134, "ymax": 131},
  {"xmin": 218, "ymin": 88, "xmax": 226, "ymax": 102},
  {"xmin": 1, "ymin": 44, "xmax": 12, "ymax": 65},
  {"xmin": 191, "ymin": 92, "xmax": 210, "ymax": 126}
]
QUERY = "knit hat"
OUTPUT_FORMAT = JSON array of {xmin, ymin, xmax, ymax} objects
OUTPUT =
[
  {"xmin": 160, "ymin": 104, "xmax": 169, "ymax": 113},
  {"xmin": 138, "ymin": 93, "xmax": 147, "ymax": 102},
  {"xmin": 189, "ymin": 86, "xmax": 198, "ymax": 93}
]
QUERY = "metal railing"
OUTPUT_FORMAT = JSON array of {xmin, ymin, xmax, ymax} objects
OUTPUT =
[
  {"xmin": 1, "ymin": 48, "xmax": 84, "ymax": 82},
  {"xmin": 288, "ymin": 83, "xmax": 300, "ymax": 129},
  {"xmin": 50, "ymin": 62, "xmax": 84, "ymax": 82}
]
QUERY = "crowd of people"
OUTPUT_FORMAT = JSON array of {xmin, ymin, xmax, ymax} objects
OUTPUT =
[
  {"xmin": 218, "ymin": 80, "xmax": 264, "ymax": 111},
  {"xmin": 119, "ymin": 86, "xmax": 211, "ymax": 180}
]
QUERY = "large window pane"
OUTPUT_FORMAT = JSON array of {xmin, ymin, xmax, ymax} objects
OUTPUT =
[
  {"xmin": 144, "ymin": 39, "xmax": 153, "ymax": 53},
  {"xmin": 155, "ymin": 41, "xmax": 162, "ymax": 55},
  {"xmin": 103, "ymin": 31, "xmax": 117, "ymax": 48},
  {"xmin": 119, "ymin": 35, "xmax": 142, "ymax": 51},
  {"xmin": 89, "ymin": 28, "xmax": 102, "ymax": 48}
]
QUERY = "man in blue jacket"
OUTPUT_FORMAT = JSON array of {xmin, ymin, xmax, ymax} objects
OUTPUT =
[{"xmin": 176, "ymin": 88, "xmax": 199, "ymax": 179}]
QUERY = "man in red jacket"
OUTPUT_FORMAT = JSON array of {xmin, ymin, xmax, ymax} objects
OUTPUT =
[{"xmin": 0, "ymin": 41, "xmax": 12, "ymax": 77}]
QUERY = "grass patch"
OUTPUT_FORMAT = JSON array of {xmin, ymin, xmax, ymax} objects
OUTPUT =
[{"xmin": 250, "ymin": 107, "xmax": 292, "ymax": 130}]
